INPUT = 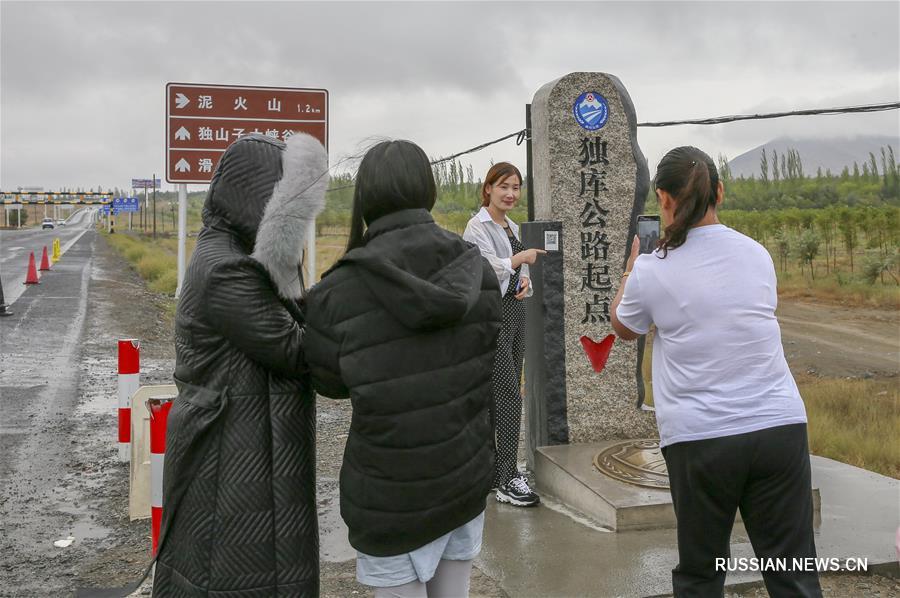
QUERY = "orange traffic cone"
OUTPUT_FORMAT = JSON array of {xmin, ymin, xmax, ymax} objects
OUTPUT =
[
  {"xmin": 25, "ymin": 252, "xmax": 40, "ymax": 284},
  {"xmin": 39, "ymin": 246, "xmax": 51, "ymax": 271}
]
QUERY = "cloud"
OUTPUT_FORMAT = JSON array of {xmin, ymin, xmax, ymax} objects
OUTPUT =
[{"xmin": 1, "ymin": 1, "xmax": 897, "ymax": 191}]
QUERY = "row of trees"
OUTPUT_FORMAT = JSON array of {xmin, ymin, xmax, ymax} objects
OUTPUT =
[
  {"xmin": 720, "ymin": 205, "xmax": 899, "ymax": 282},
  {"xmin": 715, "ymin": 145, "xmax": 899, "ymax": 210}
]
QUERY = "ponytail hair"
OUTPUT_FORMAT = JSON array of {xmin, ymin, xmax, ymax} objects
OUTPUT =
[{"xmin": 653, "ymin": 146, "xmax": 718, "ymax": 257}]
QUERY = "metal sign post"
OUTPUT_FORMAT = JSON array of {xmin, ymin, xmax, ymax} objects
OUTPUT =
[
  {"xmin": 175, "ymin": 184, "xmax": 187, "ymax": 298},
  {"xmin": 152, "ymin": 173, "xmax": 157, "ymax": 239}
]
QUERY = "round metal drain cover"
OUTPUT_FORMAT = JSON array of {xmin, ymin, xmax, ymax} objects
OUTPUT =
[{"xmin": 593, "ymin": 439, "xmax": 670, "ymax": 489}]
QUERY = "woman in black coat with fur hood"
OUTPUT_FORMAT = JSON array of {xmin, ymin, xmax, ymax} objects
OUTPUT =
[{"xmin": 153, "ymin": 133, "xmax": 327, "ymax": 597}]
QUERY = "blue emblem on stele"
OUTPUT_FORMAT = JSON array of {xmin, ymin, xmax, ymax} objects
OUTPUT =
[{"xmin": 573, "ymin": 92, "xmax": 609, "ymax": 130}]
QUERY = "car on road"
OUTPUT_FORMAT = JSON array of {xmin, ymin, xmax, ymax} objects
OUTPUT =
[
  {"xmin": 41, "ymin": 218, "xmax": 55, "ymax": 230},
  {"xmin": 57, "ymin": 219, "xmax": 66, "ymax": 226}
]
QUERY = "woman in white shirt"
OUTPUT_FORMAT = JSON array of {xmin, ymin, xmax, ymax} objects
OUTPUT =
[
  {"xmin": 611, "ymin": 146, "xmax": 821, "ymax": 597},
  {"xmin": 463, "ymin": 162, "xmax": 545, "ymax": 507}
]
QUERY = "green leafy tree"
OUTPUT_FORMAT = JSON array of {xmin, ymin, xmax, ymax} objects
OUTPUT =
[
  {"xmin": 795, "ymin": 228, "xmax": 821, "ymax": 279},
  {"xmin": 869, "ymin": 152, "xmax": 879, "ymax": 182},
  {"xmin": 759, "ymin": 148, "xmax": 769, "ymax": 183},
  {"xmin": 862, "ymin": 253, "xmax": 899, "ymax": 285},
  {"xmin": 837, "ymin": 206, "xmax": 858, "ymax": 271},
  {"xmin": 774, "ymin": 228, "xmax": 791, "ymax": 273},
  {"xmin": 883, "ymin": 146, "xmax": 899, "ymax": 199},
  {"xmin": 815, "ymin": 208, "xmax": 838, "ymax": 273},
  {"xmin": 717, "ymin": 154, "xmax": 732, "ymax": 183}
]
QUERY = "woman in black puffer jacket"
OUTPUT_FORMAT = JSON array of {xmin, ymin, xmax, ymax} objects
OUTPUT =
[
  {"xmin": 304, "ymin": 140, "xmax": 502, "ymax": 597},
  {"xmin": 154, "ymin": 133, "xmax": 327, "ymax": 597}
]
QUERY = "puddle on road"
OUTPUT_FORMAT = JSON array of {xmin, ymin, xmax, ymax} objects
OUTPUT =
[
  {"xmin": 44, "ymin": 481, "xmax": 113, "ymax": 543},
  {"xmin": 77, "ymin": 357, "xmax": 175, "ymax": 417},
  {"xmin": 319, "ymin": 488, "xmax": 354, "ymax": 563},
  {"xmin": 55, "ymin": 502, "xmax": 112, "ymax": 542}
]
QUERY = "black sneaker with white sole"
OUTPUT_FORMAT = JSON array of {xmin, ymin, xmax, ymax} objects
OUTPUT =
[{"xmin": 496, "ymin": 475, "xmax": 540, "ymax": 507}]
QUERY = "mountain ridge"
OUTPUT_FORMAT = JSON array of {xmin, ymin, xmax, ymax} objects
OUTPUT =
[{"xmin": 726, "ymin": 135, "xmax": 899, "ymax": 179}]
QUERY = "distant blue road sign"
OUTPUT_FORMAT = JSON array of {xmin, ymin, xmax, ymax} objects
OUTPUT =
[{"xmin": 113, "ymin": 197, "xmax": 140, "ymax": 212}]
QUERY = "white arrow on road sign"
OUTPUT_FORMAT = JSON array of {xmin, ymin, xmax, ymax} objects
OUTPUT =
[
  {"xmin": 175, "ymin": 93, "xmax": 190, "ymax": 109},
  {"xmin": 175, "ymin": 126, "xmax": 191, "ymax": 141},
  {"xmin": 175, "ymin": 158, "xmax": 191, "ymax": 172}
]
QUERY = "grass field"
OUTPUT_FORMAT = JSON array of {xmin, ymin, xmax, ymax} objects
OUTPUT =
[{"xmin": 799, "ymin": 375, "xmax": 899, "ymax": 478}]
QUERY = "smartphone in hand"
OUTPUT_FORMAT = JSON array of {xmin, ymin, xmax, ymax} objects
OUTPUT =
[{"xmin": 637, "ymin": 215, "xmax": 661, "ymax": 254}]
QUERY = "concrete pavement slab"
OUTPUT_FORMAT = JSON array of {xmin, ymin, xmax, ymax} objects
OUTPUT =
[{"xmin": 476, "ymin": 455, "xmax": 898, "ymax": 597}]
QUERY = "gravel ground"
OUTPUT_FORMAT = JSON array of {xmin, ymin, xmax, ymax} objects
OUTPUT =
[{"xmin": 1, "ymin": 233, "xmax": 894, "ymax": 597}]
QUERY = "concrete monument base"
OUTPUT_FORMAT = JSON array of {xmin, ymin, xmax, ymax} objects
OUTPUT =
[{"xmin": 535, "ymin": 441, "xmax": 821, "ymax": 531}]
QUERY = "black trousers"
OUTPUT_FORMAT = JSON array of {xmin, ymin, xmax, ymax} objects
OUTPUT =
[
  {"xmin": 662, "ymin": 423, "xmax": 822, "ymax": 598},
  {"xmin": 491, "ymin": 276, "xmax": 526, "ymax": 488}
]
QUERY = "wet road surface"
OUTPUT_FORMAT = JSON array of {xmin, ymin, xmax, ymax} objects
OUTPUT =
[
  {"xmin": 0, "ymin": 229, "xmax": 98, "ymax": 594},
  {"xmin": 1, "ymin": 208, "xmax": 97, "ymax": 307}
]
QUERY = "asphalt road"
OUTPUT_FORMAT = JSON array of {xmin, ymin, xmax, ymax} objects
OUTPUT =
[
  {"xmin": 0, "ymin": 225, "xmax": 103, "ymax": 594},
  {"xmin": 0, "ymin": 208, "xmax": 99, "ymax": 307}
]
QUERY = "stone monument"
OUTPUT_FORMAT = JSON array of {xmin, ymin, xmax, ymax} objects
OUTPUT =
[
  {"xmin": 525, "ymin": 72, "xmax": 656, "ymax": 444},
  {"xmin": 521, "ymin": 72, "xmax": 664, "ymax": 530}
]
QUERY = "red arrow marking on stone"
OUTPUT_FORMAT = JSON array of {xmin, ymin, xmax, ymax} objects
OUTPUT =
[{"xmin": 580, "ymin": 334, "xmax": 616, "ymax": 374}]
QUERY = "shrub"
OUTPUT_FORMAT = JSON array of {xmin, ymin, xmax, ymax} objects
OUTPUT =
[
  {"xmin": 149, "ymin": 269, "xmax": 178, "ymax": 295},
  {"xmin": 124, "ymin": 244, "xmax": 147, "ymax": 263},
  {"xmin": 136, "ymin": 253, "xmax": 175, "ymax": 282}
]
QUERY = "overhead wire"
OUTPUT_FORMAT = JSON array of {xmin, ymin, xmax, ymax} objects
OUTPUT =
[
  {"xmin": 326, "ymin": 101, "xmax": 899, "ymax": 193},
  {"xmin": 635, "ymin": 101, "xmax": 900, "ymax": 128}
]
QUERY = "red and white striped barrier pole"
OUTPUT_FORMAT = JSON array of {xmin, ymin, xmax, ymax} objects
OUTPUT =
[
  {"xmin": 117, "ymin": 339, "xmax": 140, "ymax": 462},
  {"xmin": 149, "ymin": 397, "xmax": 173, "ymax": 555}
]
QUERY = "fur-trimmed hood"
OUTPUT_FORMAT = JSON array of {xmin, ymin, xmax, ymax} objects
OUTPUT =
[{"xmin": 251, "ymin": 133, "xmax": 328, "ymax": 300}]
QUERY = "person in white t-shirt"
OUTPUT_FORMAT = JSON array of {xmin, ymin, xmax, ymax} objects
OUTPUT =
[{"xmin": 611, "ymin": 146, "xmax": 822, "ymax": 598}]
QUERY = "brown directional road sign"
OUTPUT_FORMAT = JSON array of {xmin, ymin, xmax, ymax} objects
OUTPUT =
[{"xmin": 166, "ymin": 83, "xmax": 328, "ymax": 184}]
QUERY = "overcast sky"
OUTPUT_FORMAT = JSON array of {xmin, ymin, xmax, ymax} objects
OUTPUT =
[{"xmin": 2, "ymin": 1, "xmax": 898, "ymax": 194}]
